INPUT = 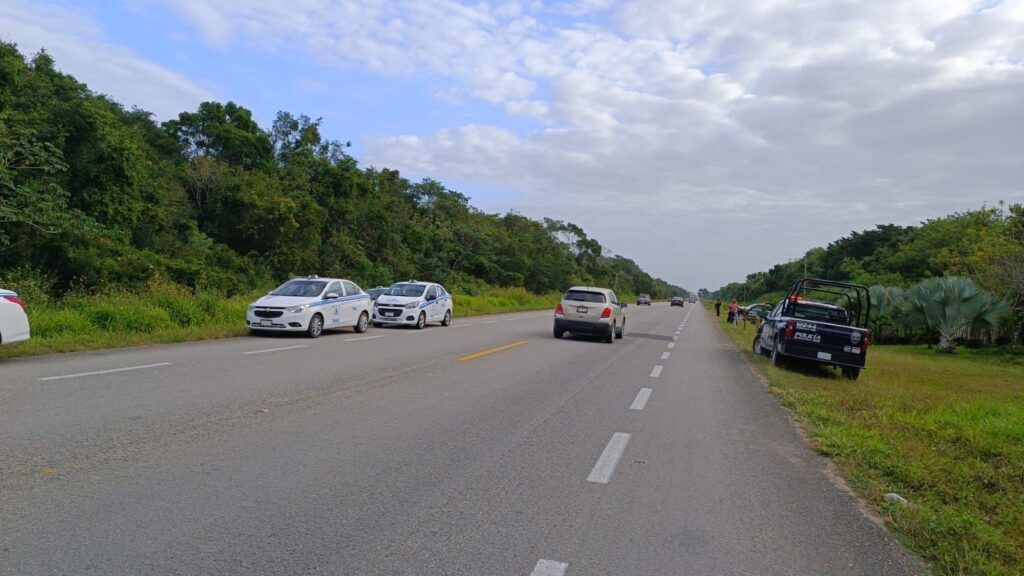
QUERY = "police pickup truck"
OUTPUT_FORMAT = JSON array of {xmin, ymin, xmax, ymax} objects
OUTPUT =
[{"xmin": 752, "ymin": 278, "xmax": 871, "ymax": 380}]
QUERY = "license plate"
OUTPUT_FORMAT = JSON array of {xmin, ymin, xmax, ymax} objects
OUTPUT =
[
  {"xmin": 577, "ymin": 306, "xmax": 589, "ymax": 313},
  {"xmin": 387, "ymin": 311, "xmax": 399, "ymax": 317},
  {"xmin": 817, "ymin": 351, "xmax": 832, "ymax": 361},
  {"xmin": 260, "ymin": 319, "xmax": 273, "ymax": 327}
]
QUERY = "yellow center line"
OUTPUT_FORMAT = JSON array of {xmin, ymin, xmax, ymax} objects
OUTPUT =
[{"xmin": 458, "ymin": 339, "xmax": 529, "ymax": 362}]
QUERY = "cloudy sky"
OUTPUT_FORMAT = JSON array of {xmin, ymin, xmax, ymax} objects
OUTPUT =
[{"xmin": 2, "ymin": 0, "xmax": 1022, "ymax": 290}]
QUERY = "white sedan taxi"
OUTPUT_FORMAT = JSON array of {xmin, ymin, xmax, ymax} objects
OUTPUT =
[
  {"xmin": 247, "ymin": 276, "xmax": 371, "ymax": 338},
  {"xmin": 372, "ymin": 281, "xmax": 453, "ymax": 329}
]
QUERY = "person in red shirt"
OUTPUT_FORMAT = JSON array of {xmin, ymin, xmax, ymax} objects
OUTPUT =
[{"xmin": 727, "ymin": 299, "xmax": 739, "ymax": 324}]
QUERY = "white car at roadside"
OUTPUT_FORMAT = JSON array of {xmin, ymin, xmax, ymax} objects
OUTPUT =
[
  {"xmin": 247, "ymin": 276, "xmax": 371, "ymax": 338},
  {"xmin": 0, "ymin": 288, "xmax": 30, "ymax": 345},
  {"xmin": 372, "ymin": 281, "xmax": 453, "ymax": 329}
]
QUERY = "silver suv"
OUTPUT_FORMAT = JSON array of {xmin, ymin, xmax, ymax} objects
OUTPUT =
[{"xmin": 553, "ymin": 286, "xmax": 626, "ymax": 343}]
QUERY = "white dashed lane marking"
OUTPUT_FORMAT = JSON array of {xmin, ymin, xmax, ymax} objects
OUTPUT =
[
  {"xmin": 630, "ymin": 388, "xmax": 652, "ymax": 410},
  {"xmin": 667, "ymin": 342, "xmax": 675, "ymax": 349},
  {"xmin": 530, "ymin": 559, "xmax": 568, "ymax": 576},
  {"xmin": 38, "ymin": 362, "xmax": 173, "ymax": 382},
  {"xmin": 243, "ymin": 345, "xmax": 308, "ymax": 355},
  {"xmin": 661, "ymin": 352, "xmax": 671, "ymax": 360},
  {"xmin": 587, "ymin": 432, "xmax": 631, "ymax": 484},
  {"xmin": 649, "ymin": 365, "xmax": 663, "ymax": 378},
  {"xmin": 344, "ymin": 335, "xmax": 385, "ymax": 342}
]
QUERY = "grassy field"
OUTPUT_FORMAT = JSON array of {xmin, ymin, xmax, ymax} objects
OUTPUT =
[
  {"xmin": 0, "ymin": 283, "xmax": 562, "ymax": 360},
  {"xmin": 706, "ymin": 303, "xmax": 1024, "ymax": 575}
]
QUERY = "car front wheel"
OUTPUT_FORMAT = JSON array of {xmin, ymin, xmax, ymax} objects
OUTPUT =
[
  {"xmin": 415, "ymin": 312, "xmax": 426, "ymax": 330},
  {"xmin": 752, "ymin": 333, "xmax": 763, "ymax": 355},
  {"xmin": 354, "ymin": 312, "xmax": 369, "ymax": 333},
  {"xmin": 307, "ymin": 314, "xmax": 324, "ymax": 338}
]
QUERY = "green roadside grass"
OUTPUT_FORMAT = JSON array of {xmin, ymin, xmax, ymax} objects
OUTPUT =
[
  {"xmin": 0, "ymin": 284, "xmax": 562, "ymax": 361},
  {"xmin": 704, "ymin": 302, "xmax": 1024, "ymax": 575}
]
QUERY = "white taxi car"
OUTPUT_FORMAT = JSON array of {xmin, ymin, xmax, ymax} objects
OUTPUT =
[
  {"xmin": 0, "ymin": 288, "xmax": 30, "ymax": 345},
  {"xmin": 247, "ymin": 276, "xmax": 371, "ymax": 338},
  {"xmin": 372, "ymin": 281, "xmax": 453, "ymax": 329}
]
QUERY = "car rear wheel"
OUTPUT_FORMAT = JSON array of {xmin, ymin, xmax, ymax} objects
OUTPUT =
[
  {"xmin": 354, "ymin": 312, "xmax": 369, "ymax": 333},
  {"xmin": 615, "ymin": 320, "xmax": 625, "ymax": 339},
  {"xmin": 605, "ymin": 322, "xmax": 615, "ymax": 344},
  {"xmin": 307, "ymin": 314, "xmax": 324, "ymax": 338},
  {"xmin": 441, "ymin": 310, "xmax": 451, "ymax": 326},
  {"xmin": 553, "ymin": 328, "xmax": 564, "ymax": 339},
  {"xmin": 415, "ymin": 312, "xmax": 426, "ymax": 330},
  {"xmin": 771, "ymin": 337, "xmax": 784, "ymax": 367},
  {"xmin": 842, "ymin": 367, "xmax": 861, "ymax": 380}
]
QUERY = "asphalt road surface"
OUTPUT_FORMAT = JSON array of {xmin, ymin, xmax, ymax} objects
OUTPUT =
[{"xmin": 1, "ymin": 303, "xmax": 923, "ymax": 575}]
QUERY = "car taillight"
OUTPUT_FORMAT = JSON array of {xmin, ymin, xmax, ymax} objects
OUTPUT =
[
  {"xmin": 785, "ymin": 319, "xmax": 795, "ymax": 340},
  {"xmin": 601, "ymin": 307, "xmax": 612, "ymax": 318},
  {"xmin": 862, "ymin": 331, "xmax": 871, "ymax": 352},
  {"xmin": 3, "ymin": 295, "xmax": 24, "ymax": 310},
  {"xmin": 555, "ymin": 303, "xmax": 564, "ymax": 314}
]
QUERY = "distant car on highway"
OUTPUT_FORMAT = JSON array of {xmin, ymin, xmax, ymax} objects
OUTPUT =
[
  {"xmin": 670, "ymin": 296, "xmax": 685, "ymax": 307},
  {"xmin": 0, "ymin": 288, "xmax": 30, "ymax": 345},
  {"xmin": 373, "ymin": 281, "xmax": 453, "ymax": 329},
  {"xmin": 688, "ymin": 295, "xmax": 697, "ymax": 303},
  {"xmin": 636, "ymin": 293, "xmax": 652, "ymax": 306},
  {"xmin": 366, "ymin": 286, "xmax": 387, "ymax": 303},
  {"xmin": 247, "ymin": 276, "xmax": 371, "ymax": 337},
  {"xmin": 554, "ymin": 286, "xmax": 626, "ymax": 343}
]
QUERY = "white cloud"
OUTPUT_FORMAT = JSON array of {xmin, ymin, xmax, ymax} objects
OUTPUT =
[
  {"xmin": 0, "ymin": 0, "xmax": 215, "ymax": 119},
  {"xmin": 161, "ymin": 1, "xmax": 1024, "ymax": 287}
]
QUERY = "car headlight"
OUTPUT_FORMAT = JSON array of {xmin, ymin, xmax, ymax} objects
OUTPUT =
[
  {"xmin": 247, "ymin": 304, "xmax": 256, "ymax": 311},
  {"xmin": 404, "ymin": 301, "xmax": 419, "ymax": 309},
  {"xmin": 286, "ymin": 304, "xmax": 309, "ymax": 314}
]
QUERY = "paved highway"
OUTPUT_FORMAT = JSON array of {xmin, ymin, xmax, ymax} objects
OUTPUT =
[{"xmin": 1, "ymin": 303, "xmax": 922, "ymax": 575}]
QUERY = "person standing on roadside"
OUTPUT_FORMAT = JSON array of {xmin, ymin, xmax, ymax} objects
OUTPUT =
[
  {"xmin": 715, "ymin": 298, "xmax": 722, "ymax": 316},
  {"xmin": 727, "ymin": 299, "xmax": 739, "ymax": 324}
]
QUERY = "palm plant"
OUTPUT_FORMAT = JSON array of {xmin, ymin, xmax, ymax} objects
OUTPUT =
[
  {"xmin": 869, "ymin": 285, "xmax": 905, "ymax": 340},
  {"xmin": 902, "ymin": 277, "xmax": 1009, "ymax": 353}
]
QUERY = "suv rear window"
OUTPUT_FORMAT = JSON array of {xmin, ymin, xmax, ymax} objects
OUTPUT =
[
  {"xmin": 564, "ymin": 290, "xmax": 607, "ymax": 303},
  {"xmin": 791, "ymin": 302, "xmax": 850, "ymax": 324}
]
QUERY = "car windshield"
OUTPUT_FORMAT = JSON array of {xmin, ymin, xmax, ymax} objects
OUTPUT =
[
  {"xmin": 640, "ymin": 294, "xmax": 650, "ymax": 298},
  {"xmin": 791, "ymin": 302, "xmax": 850, "ymax": 324},
  {"xmin": 367, "ymin": 288, "xmax": 386, "ymax": 299},
  {"xmin": 271, "ymin": 280, "xmax": 327, "ymax": 297},
  {"xmin": 564, "ymin": 290, "xmax": 606, "ymax": 303},
  {"xmin": 385, "ymin": 284, "xmax": 426, "ymax": 297}
]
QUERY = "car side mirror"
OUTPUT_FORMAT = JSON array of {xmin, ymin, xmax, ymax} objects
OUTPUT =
[
  {"xmin": 326, "ymin": 292, "xmax": 340, "ymax": 299},
  {"xmin": 621, "ymin": 303, "xmax": 628, "ymax": 308}
]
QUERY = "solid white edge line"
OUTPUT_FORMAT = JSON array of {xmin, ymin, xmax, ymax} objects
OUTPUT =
[
  {"xmin": 38, "ymin": 362, "xmax": 172, "ymax": 381},
  {"xmin": 661, "ymin": 351, "xmax": 671, "ymax": 360},
  {"xmin": 630, "ymin": 388, "xmax": 652, "ymax": 410},
  {"xmin": 450, "ymin": 323, "xmax": 472, "ymax": 328},
  {"xmin": 531, "ymin": 559, "xmax": 568, "ymax": 576},
  {"xmin": 667, "ymin": 342, "xmax": 675, "ymax": 349},
  {"xmin": 650, "ymin": 365, "xmax": 663, "ymax": 378},
  {"xmin": 242, "ymin": 345, "xmax": 308, "ymax": 355},
  {"xmin": 344, "ymin": 335, "xmax": 386, "ymax": 342},
  {"xmin": 481, "ymin": 320, "xmax": 499, "ymax": 324},
  {"xmin": 587, "ymin": 432, "xmax": 631, "ymax": 483}
]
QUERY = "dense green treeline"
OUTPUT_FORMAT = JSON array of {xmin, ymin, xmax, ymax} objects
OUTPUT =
[
  {"xmin": 712, "ymin": 206, "xmax": 1024, "ymax": 343},
  {"xmin": 0, "ymin": 44, "xmax": 684, "ymax": 301}
]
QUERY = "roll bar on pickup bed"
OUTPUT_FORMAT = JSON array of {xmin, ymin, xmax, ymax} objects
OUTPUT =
[{"xmin": 783, "ymin": 278, "xmax": 871, "ymax": 328}]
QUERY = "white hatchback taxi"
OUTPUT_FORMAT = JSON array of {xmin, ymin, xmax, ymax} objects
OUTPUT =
[
  {"xmin": 247, "ymin": 276, "xmax": 371, "ymax": 338},
  {"xmin": 372, "ymin": 281, "xmax": 453, "ymax": 329},
  {"xmin": 0, "ymin": 288, "xmax": 30, "ymax": 345}
]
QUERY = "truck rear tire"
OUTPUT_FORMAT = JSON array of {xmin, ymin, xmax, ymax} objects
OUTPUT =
[
  {"xmin": 771, "ymin": 337, "xmax": 784, "ymax": 367},
  {"xmin": 842, "ymin": 367, "xmax": 861, "ymax": 380}
]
